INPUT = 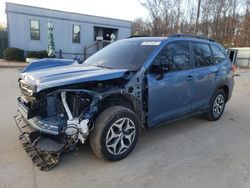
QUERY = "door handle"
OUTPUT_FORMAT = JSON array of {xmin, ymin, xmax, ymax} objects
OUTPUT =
[{"xmin": 186, "ymin": 75, "xmax": 193, "ymax": 81}]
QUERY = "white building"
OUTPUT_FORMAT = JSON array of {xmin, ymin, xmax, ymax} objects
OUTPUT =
[
  {"xmin": 5, "ymin": 3, "xmax": 132, "ymax": 59},
  {"xmin": 228, "ymin": 47, "xmax": 250, "ymax": 67}
]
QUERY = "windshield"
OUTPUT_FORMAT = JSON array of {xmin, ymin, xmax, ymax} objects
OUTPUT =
[{"xmin": 84, "ymin": 40, "xmax": 160, "ymax": 71}]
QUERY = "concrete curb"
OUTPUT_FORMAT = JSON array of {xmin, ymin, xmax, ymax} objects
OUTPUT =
[
  {"xmin": 0, "ymin": 65, "xmax": 27, "ymax": 68},
  {"xmin": 0, "ymin": 60, "xmax": 28, "ymax": 68}
]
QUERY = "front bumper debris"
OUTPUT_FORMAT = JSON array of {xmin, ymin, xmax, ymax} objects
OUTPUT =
[
  {"xmin": 14, "ymin": 114, "xmax": 65, "ymax": 171},
  {"xmin": 17, "ymin": 97, "xmax": 60, "ymax": 135}
]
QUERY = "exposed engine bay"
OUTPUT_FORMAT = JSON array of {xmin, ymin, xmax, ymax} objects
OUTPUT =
[{"xmin": 15, "ymin": 61, "xmax": 145, "ymax": 170}]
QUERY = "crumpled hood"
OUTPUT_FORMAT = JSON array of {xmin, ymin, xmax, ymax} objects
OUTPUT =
[{"xmin": 21, "ymin": 64, "xmax": 128, "ymax": 92}]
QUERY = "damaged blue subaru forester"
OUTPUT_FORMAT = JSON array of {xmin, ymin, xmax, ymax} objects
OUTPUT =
[{"xmin": 15, "ymin": 34, "xmax": 234, "ymax": 170}]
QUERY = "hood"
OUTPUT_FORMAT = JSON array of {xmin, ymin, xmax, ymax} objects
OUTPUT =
[
  {"xmin": 22, "ymin": 58, "xmax": 77, "ymax": 73},
  {"xmin": 21, "ymin": 63, "xmax": 128, "ymax": 92}
]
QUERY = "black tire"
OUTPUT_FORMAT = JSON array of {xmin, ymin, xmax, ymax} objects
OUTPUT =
[
  {"xmin": 203, "ymin": 89, "xmax": 226, "ymax": 121},
  {"xmin": 89, "ymin": 106, "xmax": 140, "ymax": 161}
]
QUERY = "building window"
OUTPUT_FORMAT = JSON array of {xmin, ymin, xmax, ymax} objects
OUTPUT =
[
  {"xmin": 72, "ymin": 25, "xmax": 80, "ymax": 43},
  {"xmin": 30, "ymin": 19, "xmax": 40, "ymax": 40}
]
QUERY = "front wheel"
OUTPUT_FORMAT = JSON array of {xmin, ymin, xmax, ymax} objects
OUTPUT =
[
  {"xmin": 90, "ymin": 106, "xmax": 140, "ymax": 161},
  {"xmin": 203, "ymin": 89, "xmax": 226, "ymax": 121}
]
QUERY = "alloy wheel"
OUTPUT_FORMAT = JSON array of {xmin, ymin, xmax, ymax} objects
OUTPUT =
[
  {"xmin": 106, "ymin": 118, "xmax": 136, "ymax": 155},
  {"xmin": 213, "ymin": 94, "xmax": 225, "ymax": 118}
]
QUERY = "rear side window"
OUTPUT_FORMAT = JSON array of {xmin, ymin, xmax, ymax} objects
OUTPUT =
[
  {"xmin": 192, "ymin": 43, "xmax": 213, "ymax": 67},
  {"xmin": 211, "ymin": 45, "xmax": 226, "ymax": 64},
  {"xmin": 153, "ymin": 41, "xmax": 190, "ymax": 71}
]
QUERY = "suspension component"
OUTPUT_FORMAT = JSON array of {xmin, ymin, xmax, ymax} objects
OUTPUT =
[{"xmin": 61, "ymin": 91, "xmax": 89, "ymax": 144}]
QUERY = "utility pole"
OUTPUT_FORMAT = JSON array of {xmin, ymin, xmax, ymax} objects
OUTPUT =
[{"xmin": 195, "ymin": 0, "xmax": 201, "ymax": 34}]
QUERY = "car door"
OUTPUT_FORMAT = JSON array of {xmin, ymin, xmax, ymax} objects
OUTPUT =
[
  {"xmin": 147, "ymin": 41, "xmax": 195, "ymax": 128},
  {"xmin": 191, "ymin": 42, "xmax": 218, "ymax": 110}
]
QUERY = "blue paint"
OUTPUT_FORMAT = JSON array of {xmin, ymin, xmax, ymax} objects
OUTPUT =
[
  {"xmin": 20, "ymin": 36, "xmax": 234, "ymax": 129},
  {"xmin": 22, "ymin": 58, "xmax": 76, "ymax": 73},
  {"xmin": 22, "ymin": 59, "xmax": 128, "ymax": 92}
]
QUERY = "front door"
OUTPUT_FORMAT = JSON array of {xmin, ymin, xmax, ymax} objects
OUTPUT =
[{"xmin": 147, "ymin": 41, "xmax": 195, "ymax": 128}]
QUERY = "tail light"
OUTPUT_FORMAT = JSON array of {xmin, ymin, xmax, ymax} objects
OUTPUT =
[{"xmin": 231, "ymin": 64, "xmax": 237, "ymax": 72}]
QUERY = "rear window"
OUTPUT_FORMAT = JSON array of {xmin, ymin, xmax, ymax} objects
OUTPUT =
[
  {"xmin": 192, "ymin": 43, "xmax": 213, "ymax": 67},
  {"xmin": 211, "ymin": 45, "xmax": 226, "ymax": 64}
]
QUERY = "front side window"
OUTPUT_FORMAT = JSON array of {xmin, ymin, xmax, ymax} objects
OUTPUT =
[
  {"xmin": 153, "ymin": 41, "xmax": 190, "ymax": 72},
  {"xmin": 211, "ymin": 45, "xmax": 226, "ymax": 64},
  {"xmin": 30, "ymin": 20, "xmax": 40, "ymax": 40},
  {"xmin": 193, "ymin": 43, "xmax": 213, "ymax": 67},
  {"xmin": 73, "ymin": 25, "xmax": 80, "ymax": 43}
]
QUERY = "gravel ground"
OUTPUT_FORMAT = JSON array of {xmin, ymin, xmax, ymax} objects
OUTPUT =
[{"xmin": 0, "ymin": 68, "xmax": 250, "ymax": 188}]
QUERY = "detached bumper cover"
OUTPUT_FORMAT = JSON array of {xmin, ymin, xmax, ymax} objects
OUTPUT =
[{"xmin": 13, "ymin": 115, "xmax": 62, "ymax": 171}]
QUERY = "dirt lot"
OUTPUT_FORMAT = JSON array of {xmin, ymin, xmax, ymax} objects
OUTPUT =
[{"xmin": 0, "ymin": 68, "xmax": 250, "ymax": 188}]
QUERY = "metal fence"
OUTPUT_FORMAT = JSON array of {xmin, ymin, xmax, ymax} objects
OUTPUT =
[
  {"xmin": 0, "ymin": 30, "xmax": 8, "ymax": 59},
  {"xmin": 83, "ymin": 40, "xmax": 111, "ymax": 60}
]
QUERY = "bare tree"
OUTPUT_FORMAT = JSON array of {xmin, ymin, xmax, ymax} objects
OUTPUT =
[
  {"xmin": 132, "ymin": 18, "xmax": 151, "ymax": 35},
  {"xmin": 236, "ymin": 0, "xmax": 250, "ymax": 46},
  {"xmin": 135, "ymin": 0, "xmax": 250, "ymax": 47},
  {"xmin": 140, "ymin": 0, "xmax": 183, "ymax": 36},
  {"xmin": 140, "ymin": 0, "xmax": 165, "ymax": 36},
  {"xmin": 195, "ymin": 0, "xmax": 202, "ymax": 34}
]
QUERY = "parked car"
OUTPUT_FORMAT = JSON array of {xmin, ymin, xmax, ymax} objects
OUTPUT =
[{"xmin": 15, "ymin": 34, "xmax": 234, "ymax": 170}]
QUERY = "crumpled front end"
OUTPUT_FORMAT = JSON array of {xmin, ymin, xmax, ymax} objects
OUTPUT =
[
  {"xmin": 15, "ymin": 80, "xmax": 98, "ymax": 170},
  {"xmin": 14, "ymin": 59, "xmax": 142, "ymax": 171},
  {"xmin": 15, "ymin": 75, "xmax": 138, "ymax": 171}
]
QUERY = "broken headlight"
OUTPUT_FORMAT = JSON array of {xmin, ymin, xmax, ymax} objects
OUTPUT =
[{"xmin": 19, "ymin": 79, "xmax": 36, "ymax": 97}]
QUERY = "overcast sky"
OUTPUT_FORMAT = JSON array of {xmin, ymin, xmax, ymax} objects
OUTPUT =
[{"xmin": 0, "ymin": 0, "xmax": 148, "ymax": 23}]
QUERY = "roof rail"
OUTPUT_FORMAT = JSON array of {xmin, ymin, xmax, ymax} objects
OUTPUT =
[
  {"xmin": 128, "ymin": 35, "xmax": 151, "ymax": 38},
  {"xmin": 169, "ymin": 34, "xmax": 215, "ymax": 42}
]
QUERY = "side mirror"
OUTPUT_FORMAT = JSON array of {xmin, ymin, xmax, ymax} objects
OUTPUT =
[
  {"xmin": 157, "ymin": 63, "xmax": 169, "ymax": 80},
  {"xmin": 150, "ymin": 64, "xmax": 167, "ymax": 80},
  {"xmin": 73, "ymin": 56, "xmax": 83, "ymax": 64}
]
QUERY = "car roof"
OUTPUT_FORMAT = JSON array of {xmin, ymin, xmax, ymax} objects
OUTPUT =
[
  {"xmin": 125, "ymin": 37, "xmax": 166, "ymax": 42},
  {"xmin": 124, "ymin": 35, "xmax": 225, "ymax": 52},
  {"xmin": 125, "ymin": 35, "xmax": 218, "ymax": 45}
]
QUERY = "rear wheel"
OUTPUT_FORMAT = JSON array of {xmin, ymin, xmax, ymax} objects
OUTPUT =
[
  {"xmin": 203, "ymin": 89, "xmax": 226, "ymax": 121},
  {"xmin": 90, "ymin": 106, "xmax": 140, "ymax": 161}
]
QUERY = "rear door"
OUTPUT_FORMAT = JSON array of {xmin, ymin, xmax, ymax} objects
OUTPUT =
[
  {"xmin": 147, "ymin": 41, "xmax": 195, "ymax": 127},
  {"xmin": 191, "ymin": 42, "xmax": 218, "ymax": 110}
]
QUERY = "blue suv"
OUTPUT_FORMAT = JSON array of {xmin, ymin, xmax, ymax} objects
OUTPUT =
[{"xmin": 15, "ymin": 34, "xmax": 234, "ymax": 170}]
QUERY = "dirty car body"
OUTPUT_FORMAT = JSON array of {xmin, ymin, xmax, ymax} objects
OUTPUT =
[{"xmin": 15, "ymin": 35, "xmax": 234, "ymax": 170}]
